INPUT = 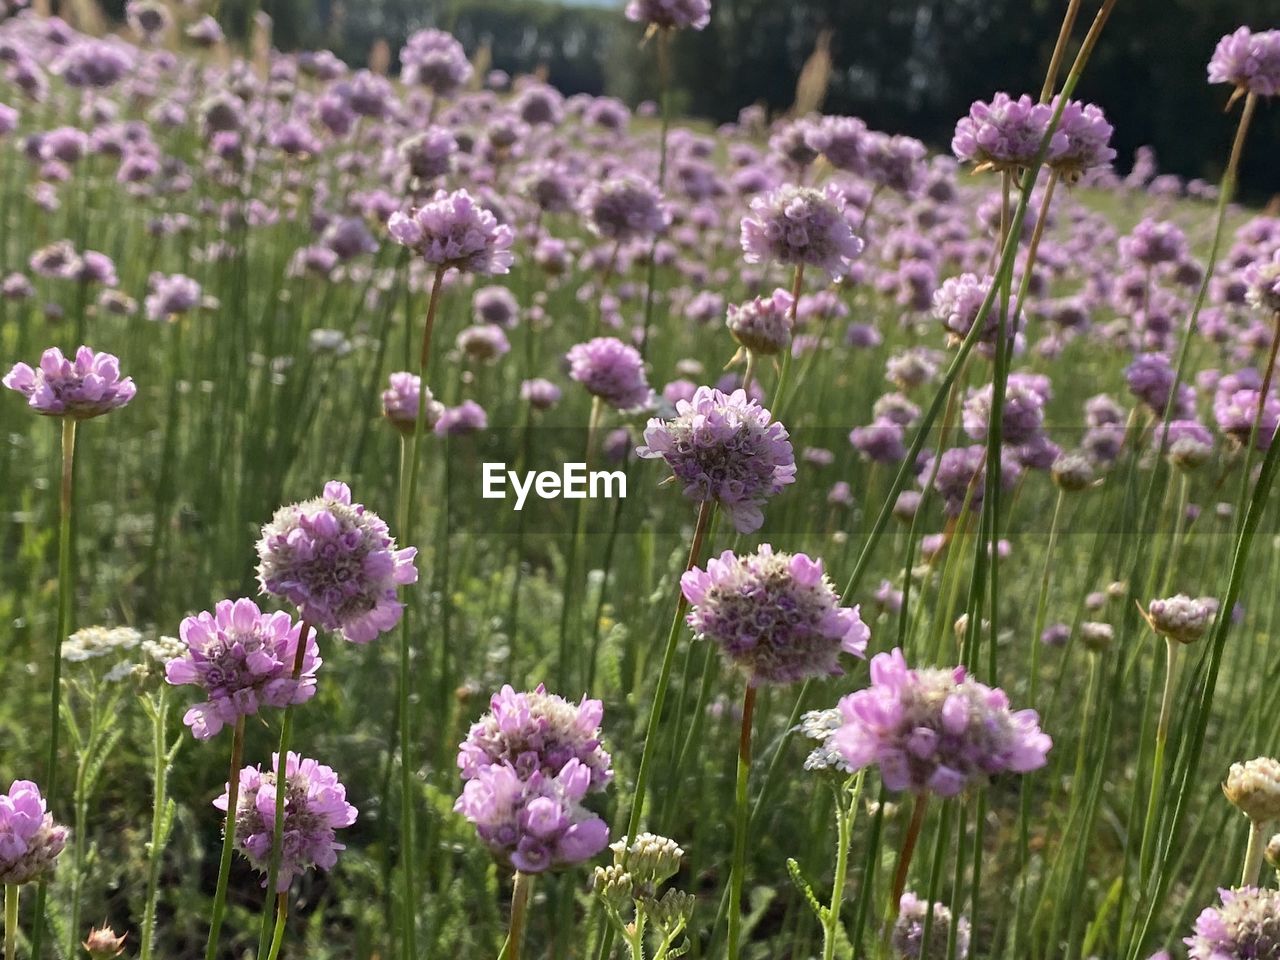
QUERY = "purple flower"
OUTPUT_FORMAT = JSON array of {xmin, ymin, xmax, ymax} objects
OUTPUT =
[
  {"xmin": 681, "ymin": 545, "xmax": 869, "ymax": 685},
  {"xmin": 388, "ymin": 189, "xmax": 515, "ymax": 274},
  {"xmin": 144, "ymin": 272, "xmax": 201, "ymax": 321},
  {"xmin": 165, "ymin": 599, "xmax": 320, "ymax": 740},
  {"xmin": 726, "ymin": 288, "xmax": 794, "ymax": 355},
  {"xmin": 579, "ymin": 175, "xmax": 670, "ymax": 242},
  {"xmin": 1215, "ymin": 388, "xmax": 1280, "ymax": 450},
  {"xmin": 807, "ymin": 115, "xmax": 868, "ymax": 174},
  {"xmin": 399, "ymin": 29, "xmax": 473, "ymax": 96},
  {"xmin": 834, "ymin": 648, "xmax": 1051, "ymax": 796},
  {"xmin": 382, "ymin": 372, "xmax": 444, "ymax": 434},
  {"xmin": 740, "ymin": 183, "xmax": 864, "ymax": 281},
  {"xmin": 923, "ymin": 446, "xmax": 1020, "ymax": 517},
  {"xmin": 637, "ymin": 386, "xmax": 796, "ymax": 533},
  {"xmin": 932, "ymin": 274, "xmax": 1013, "ymax": 347},
  {"xmin": 399, "ymin": 127, "xmax": 456, "ymax": 181},
  {"xmin": 457, "ymin": 684, "xmax": 613, "ymax": 789},
  {"xmin": 4, "ymin": 346, "xmax": 135, "ymax": 419},
  {"xmin": 963, "ymin": 380, "xmax": 1045, "ymax": 446},
  {"xmin": 1208, "ymin": 27, "xmax": 1280, "ymax": 99},
  {"xmin": 892, "ymin": 891, "xmax": 971, "ymax": 959},
  {"xmin": 0, "ymin": 780, "xmax": 68, "ymax": 886},
  {"xmin": 52, "ymin": 39, "xmax": 134, "ymax": 89},
  {"xmin": 850, "ymin": 420, "xmax": 907, "ymax": 464},
  {"xmin": 1154, "ymin": 419, "xmax": 1214, "ymax": 470},
  {"xmin": 952, "ymin": 93, "xmax": 1067, "ymax": 172},
  {"xmin": 436, "ymin": 400, "xmax": 488, "ymax": 436},
  {"xmin": 566, "ymin": 337, "xmax": 654, "ymax": 412},
  {"xmin": 1051, "ymin": 98, "xmax": 1116, "ymax": 180},
  {"xmin": 624, "ymin": 0, "xmax": 711, "ymax": 31},
  {"xmin": 457, "ymin": 324, "xmax": 510, "ymax": 364},
  {"xmin": 1120, "ymin": 219, "xmax": 1188, "ymax": 267},
  {"xmin": 1125, "ymin": 352, "xmax": 1177, "ymax": 413},
  {"xmin": 1243, "ymin": 251, "xmax": 1280, "ymax": 314},
  {"xmin": 520, "ymin": 379, "xmax": 562, "ymax": 411},
  {"xmin": 215, "ymin": 752, "xmax": 357, "ymax": 892},
  {"xmin": 473, "ymin": 285, "xmax": 520, "ymax": 328},
  {"xmin": 862, "ymin": 133, "xmax": 927, "ymax": 195},
  {"xmin": 256, "ymin": 481, "xmax": 417, "ymax": 644},
  {"xmin": 454, "ymin": 760, "xmax": 610, "ymax": 873},
  {"xmin": 1184, "ymin": 886, "xmax": 1280, "ymax": 959},
  {"xmin": 185, "ymin": 15, "xmax": 224, "ymax": 46}
]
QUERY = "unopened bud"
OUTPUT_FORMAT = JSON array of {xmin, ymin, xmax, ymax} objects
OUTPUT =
[
  {"xmin": 83, "ymin": 927, "xmax": 126, "ymax": 959},
  {"xmin": 1224, "ymin": 757, "xmax": 1280, "ymax": 823}
]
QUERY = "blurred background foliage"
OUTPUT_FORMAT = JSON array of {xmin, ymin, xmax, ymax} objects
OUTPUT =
[{"xmin": 79, "ymin": 0, "xmax": 1279, "ymax": 198}]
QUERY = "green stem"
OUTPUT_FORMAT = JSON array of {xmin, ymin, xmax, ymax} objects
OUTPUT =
[
  {"xmin": 204, "ymin": 714, "xmax": 247, "ymax": 960},
  {"xmin": 1242, "ymin": 819, "xmax": 1269, "ymax": 887},
  {"xmin": 31, "ymin": 416, "xmax": 77, "ymax": 960},
  {"xmin": 727, "ymin": 684, "xmax": 757, "ymax": 960},
  {"xmin": 822, "ymin": 775, "xmax": 861, "ymax": 960},
  {"xmin": 141, "ymin": 689, "xmax": 173, "ymax": 960},
  {"xmin": 1137, "ymin": 638, "xmax": 1179, "ymax": 885},
  {"xmin": 498, "ymin": 872, "xmax": 534, "ymax": 960},
  {"xmin": 265, "ymin": 892, "xmax": 289, "ymax": 960},
  {"xmin": 5, "ymin": 885, "xmax": 17, "ymax": 960},
  {"xmin": 770, "ymin": 265, "xmax": 805, "ymax": 418}
]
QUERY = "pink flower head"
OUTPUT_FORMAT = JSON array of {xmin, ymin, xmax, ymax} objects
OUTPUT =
[{"xmin": 4, "ymin": 346, "xmax": 135, "ymax": 419}]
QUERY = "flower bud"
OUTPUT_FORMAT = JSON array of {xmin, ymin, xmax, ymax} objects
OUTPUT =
[
  {"xmin": 1267, "ymin": 833, "xmax": 1280, "ymax": 870},
  {"xmin": 591, "ymin": 864, "xmax": 634, "ymax": 910},
  {"xmin": 611, "ymin": 832, "xmax": 684, "ymax": 891},
  {"xmin": 1080, "ymin": 621, "xmax": 1114, "ymax": 653},
  {"xmin": 1224, "ymin": 757, "xmax": 1280, "ymax": 823},
  {"xmin": 645, "ymin": 888, "xmax": 695, "ymax": 934},
  {"xmin": 1143, "ymin": 594, "xmax": 1213, "ymax": 644},
  {"xmin": 82, "ymin": 927, "xmax": 126, "ymax": 959},
  {"xmin": 1051, "ymin": 452, "xmax": 1095, "ymax": 492}
]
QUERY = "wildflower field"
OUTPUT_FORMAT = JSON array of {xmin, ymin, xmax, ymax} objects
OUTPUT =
[{"xmin": 3, "ymin": 1, "xmax": 1280, "ymax": 958}]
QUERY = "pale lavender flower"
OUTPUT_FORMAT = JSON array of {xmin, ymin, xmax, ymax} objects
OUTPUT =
[
  {"xmin": 624, "ymin": 0, "xmax": 711, "ymax": 31},
  {"xmin": 580, "ymin": 175, "xmax": 670, "ymax": 242},
  {"xmin": 215, "ymin": 752, "xmax": 357, "ymax": 891},
  {"xmin": 834, "ymin": 648, "xmax": 1051, "ymax": 796},
  {"xmin": 952, "ymin": 93, "xmax": 1067, "ymax": 171},
  {"xmin": 892, "ymin": 892, "xmax": 971, "ymax": 959},
  {"xmin": 388, "ymin": 189, "xmax": 515, "ymax": 274},
  {"xmin": 740, "ymin": 183, "xmax": 864, "ymax": 280},
  {"xmin": 457, "ymin": 684, "xmax": 612, "ymax": 789},
  {"xmin": 256, "ymin": 481, "xmax": 417, "ymax": 644},
  {"xmin": 0, "ymin": 780, "xmax": 67, "ymax": 886},
  {"xmin": 144, "ymin": 272, "xmax": 201, "ymax": 321},
  {"xmin": 1243, "ymin": 251, "xmax": 1280, "ymax": 314},
  {"xmin": 436, "ymin": 401, "xmax": 488, "ymax": 436},
  {"xmin": 637, "ymin": 386, "xmax": 796, "ymax": 533},
  {"xmin": 1051, "ymin": 98, "xmax": 1116, "ymax": 180},
  {"xmin": 4, "ymin": 346, "xmax": 135, "ymax": 419},
  {"xmin": 1184, "ymin": 886, "xmax": 1280, "ymax": 959},
  {"xmin": 566, "ymin": 337, "xmax": 654, "ymax": 412},
  {"xmin": 381, "ymin": 372, "xmax": 444, "ymax": 434},
  {"xmin": 1208, "ymin": 27, "xmax": 1280, "ymax": 99},
  {"xmin": 726, "ymin": 288, "xmax": 794, "ymax": 355},
  {"xmin": 400, "ymin": 128, "xmax": 456, "ymax": 181},
  {"xmin": 454, "ymin": 760, "xmax": 609, "ymax": 873},
  {"xmin": 399, "ymin": 28, "xmax": 473, "ymax": 96},
  {"xmin": 681, "ymin": 545, "xmax": 869, "ymax": 685},
  {"xmin": 165, "ymin": 598, "xmax": 320, "ymax": 740},
  {"xmin": 521, "ymin": 378, "xmax": 562, "ymax": 411}
]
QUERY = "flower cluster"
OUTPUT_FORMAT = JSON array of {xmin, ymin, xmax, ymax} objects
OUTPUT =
[
  {"xmin": 566, "ymin": 337, "xmax": 654, "ymax": 412},
  {"xmin": 892, "ymin": 892, "xmax": 972, "ymax": 960},
  {"xmin": 381, "ymin": 372, "xmax": 445, "ymax": 434},
  {"xmin": 256, "ymin": 481, "xmax": 418, "ymax": 644},
  {"xmin": 165, "ymin": 598, "xmax": 320, "ymax": 740},
  {"xmin": 726, "ymin": 288, "xmax": 794, "ymax": 356},
  {"xmin": 624, "ymin": 0, "xmax": 711, "ymax": 31},
  {"xmin": 1143, "ymin": 594, "xmax": 1213, "ymax": 644},
  {"xmin": 637, "ymin": 386, "xmax": 796, "ymax": 533},
  {"xmin": 4, "ymin": 346, "xmax": 135, "ymax": 419},
  {"xmin": 0, "ymin": 780, "xmax": 68, "ymax": 886},
  {"xmin": 216, "ymin": 752, "xmax": 357, "ymax": 891},
  {"xmin": 681, "ymin": 545, "xmax": 869, "ymax": 685},
  {"xmin": 387, "ymin": 189, "xmax": 515, "ymax": 274},
  {"xmin": 399, "ymin": 28, "xmax": 472, "ymax": 96},
  {"xmin": 1184, "ymin": 886, "xmax": 1280, "ymax": 960},
  {"xmin": 457, "ymin": 685, "xmax": 613, "ymax": 790},
  {"xmin": 740, "ymin": 184, "xmax": 864, "ymax": 281},
  {"xmin": 1223, "ymin": 756, "xmax": 1280, "ymax": 824},
  {"xmin": 579, "ymin": 175, "xmax": 670, "ymax": 242},
  {"xmin": 456, "ymin": 685, "xmax": 612, "ymax": 874},
  {"xmin": 834, "ymin": 648, "xmax": 1051, "ymax": 795},
  {"xmin": 1208, "ymin": 27, "xmax": 1280, "ymax": 99},
  {"xmin": 952, "ymin": 93, "xmax": 1067, "ymax": 172}
]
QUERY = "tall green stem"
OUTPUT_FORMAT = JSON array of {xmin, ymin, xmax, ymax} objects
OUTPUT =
[
  {"xmin": 205, "ymin": 715, "xmax": 247, "ymax": 960},
  {"xmin": 141, "ymin": 688, "xmax": 175, "ymax": 960},
  {"xmin": 821, "ymin": 775, "xmax": 861, "ymax": 960},
  {"xmin": 498, "ymin": 872, "xmax": 534, "ymax": 960},
  {"xmin": 394, "ymin": 262, "xmax": 446, "ymax": 960},
  {"xmin": 727, "ymin": 684, "xmax": 758, "ymax": 960},
  {"xmin": 1242, "ymin": 820, "xmax": 1269, "ymax": 887},
  {"xmin": 1137, "ymin": 638, "xmax": 1179, "ymax": 884},
  {"xmin": 5, "ymin": 885, "xmax": 17, "ymax": 960},
  {"xmin": 265, "ymin": 892, "xmax": 289, "ymax": 960},
  {"xmin": 31, "ymin": 416, "xmax": 77, "ymax": 960}
]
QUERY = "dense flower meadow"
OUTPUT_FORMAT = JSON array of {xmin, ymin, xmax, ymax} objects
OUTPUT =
[{"xmin": 1, "ymin": 0, "xmax": 1280, "ymax": 958}]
